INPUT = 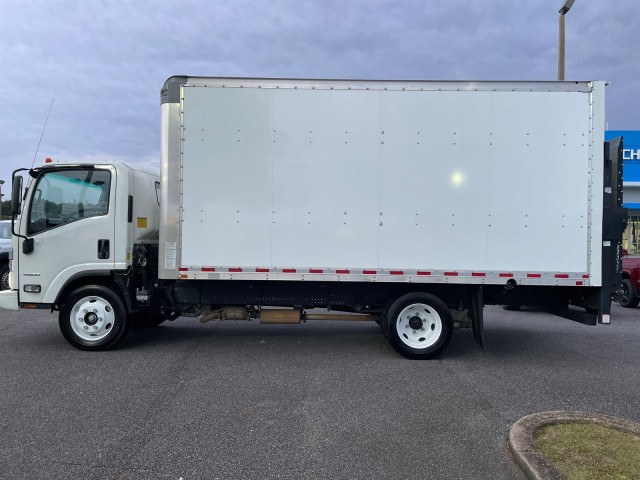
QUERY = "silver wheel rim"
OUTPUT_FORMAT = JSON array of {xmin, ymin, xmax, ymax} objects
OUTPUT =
[
  {"xmin": 1, "ymin": 270, "xmax": 9, "ymax": 290},
  {"xmin": 70, "ymin": 296, "xmax": 115, "ymax": 342},
  {"xmin": 396, "ymin": 303, "xmax": 443, "ymax": 349}
]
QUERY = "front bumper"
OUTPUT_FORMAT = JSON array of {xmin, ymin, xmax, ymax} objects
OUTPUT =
[{"xmin": 0, "ymin": 290, "xmax": 19, "ymax": 311}]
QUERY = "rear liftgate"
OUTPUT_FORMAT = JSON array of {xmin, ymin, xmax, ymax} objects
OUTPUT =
[
  {"xmin": 552, "ymin": 137, "xmax": 627, "ymax": 325},
  {"xmin": 599, "ymin": 137, "xmax": 627, "ymax": 322}
]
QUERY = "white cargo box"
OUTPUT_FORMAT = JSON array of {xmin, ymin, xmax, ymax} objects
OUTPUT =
[{"xmin": 160, "ymin": 78, "xmax": 605, "ymax": 287}]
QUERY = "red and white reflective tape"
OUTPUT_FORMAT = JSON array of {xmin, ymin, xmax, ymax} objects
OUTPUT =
[{"xmin": 177, "ymin": 266, "xmax": 591, "ymax": 286}]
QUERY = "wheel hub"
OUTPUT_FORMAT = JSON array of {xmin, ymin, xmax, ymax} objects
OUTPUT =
[
  {"xmin": 408, "ymin": 315, "xmax": 423, "ymax": 330},
  {"xmin": 85, "ymin": 312, "xmax": 99, "ymax": 325}
]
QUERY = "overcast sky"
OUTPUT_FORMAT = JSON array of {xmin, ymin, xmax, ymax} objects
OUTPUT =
[{"xmin": 1, "ymin": 0, "xmax": 638, "ymax": 188}]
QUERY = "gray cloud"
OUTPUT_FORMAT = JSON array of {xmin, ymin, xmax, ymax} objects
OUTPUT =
[{"xmin": 0, "ymin": 0, "xmax": 638, "ymax": 186}]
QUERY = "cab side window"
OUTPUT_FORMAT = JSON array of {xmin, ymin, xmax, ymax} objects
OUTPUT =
[{"xmin": 28, "ymin": 170, "xmax": 111, "ymax": 235}]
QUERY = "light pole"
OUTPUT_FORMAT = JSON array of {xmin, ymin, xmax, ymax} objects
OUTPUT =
[{"xmin": 558, "ymin": 0, "xmax": 576, "ymax": 80}]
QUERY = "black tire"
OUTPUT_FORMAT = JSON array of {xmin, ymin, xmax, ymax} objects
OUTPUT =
[
  {"xmin": 619, "ymin": 279, "xmax": 640, "ymax": 308},
  {"xmin": 59, "ymin": 285, "xmax": 129, "ymax": 350},
  {"xmin": 0, "ymin": 263, "xmax": 9, "ymax": 291},
  {"xmin": 385, "ymin": 292, "xmax": 453, "ymax": 359}
]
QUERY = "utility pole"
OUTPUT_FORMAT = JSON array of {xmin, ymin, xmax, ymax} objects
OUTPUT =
[{"xmin": 558, "ymin": 0, "xmax": 576, "ymax": 80}]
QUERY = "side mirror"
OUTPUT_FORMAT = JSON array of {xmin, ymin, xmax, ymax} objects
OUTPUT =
[{"xmin": 11, "ymin": 175, "xmax": 23, "ymax": 216}]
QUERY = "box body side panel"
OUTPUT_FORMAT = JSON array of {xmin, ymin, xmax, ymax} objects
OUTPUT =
[{"xmin": 173, "ymin": 82, "xmax": 600, "ymax": 284}]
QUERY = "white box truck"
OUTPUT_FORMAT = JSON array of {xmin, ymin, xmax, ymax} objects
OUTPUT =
[{"xmin": 0, "ymin": 77, "xmax": 626, "ymax": 359}]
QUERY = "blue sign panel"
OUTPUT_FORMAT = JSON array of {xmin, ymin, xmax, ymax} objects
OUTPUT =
[
  {"xmin": 606, "ymin": 130, "xmax": 640, "ymax": 208},
  {"xmin": 606, "ymin": 130, "xmax": 640, "ymax": 181}
]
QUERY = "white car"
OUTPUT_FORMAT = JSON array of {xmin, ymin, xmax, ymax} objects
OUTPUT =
[{"xmin": 0, "ymin": 220, "xmax": 11, "ymax": 290}]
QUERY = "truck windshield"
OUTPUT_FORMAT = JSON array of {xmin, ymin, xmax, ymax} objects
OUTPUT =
[{"xmin": 27, "ymin": 169, "xmax": 111, "ymax": 236}]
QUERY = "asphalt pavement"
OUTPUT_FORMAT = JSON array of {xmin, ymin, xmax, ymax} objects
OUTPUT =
[{"xmin": 1, "ymin": 303, "xmax": 639, "ymax": 479}]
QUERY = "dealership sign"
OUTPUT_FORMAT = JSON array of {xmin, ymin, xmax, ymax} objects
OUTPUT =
[
  {"xmin": 606, "ymin": 130, "xmax": 640, "ymax": 161},
  {"xmin": 623, "ymin": 148, "xmax": 640, "ymax": 160},
  {"xmin": 605, "ymin": 131, "xmax": 640, "ymax": 184}
]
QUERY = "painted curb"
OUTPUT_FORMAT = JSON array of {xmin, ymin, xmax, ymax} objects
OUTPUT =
[{"xmin": 508, "ymin": 411, "xmax": 640, "ymax": 480}]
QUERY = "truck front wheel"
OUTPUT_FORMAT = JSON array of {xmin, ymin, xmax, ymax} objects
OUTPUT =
[
  {"xmin": 385, "ymin": 293, "xmax": 453, "ymax": 359},
  {"xmin": 59, "ymin": 286, "xmax": 129, "ymax": 350},
  {"xmin": 619, "ymin": 279, "xmax": 640, "ymax": 308}
]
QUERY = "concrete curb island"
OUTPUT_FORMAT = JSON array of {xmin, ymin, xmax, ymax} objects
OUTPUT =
[{"xmin": 508, "ymin": 411, "xmax": 640, "ymax": 480}]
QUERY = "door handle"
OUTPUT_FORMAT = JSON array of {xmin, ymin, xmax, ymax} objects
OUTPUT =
[
  {"xmin": 23, "ymin": 238, "xmax": 34, "ymax": 254},
  {"xmin": 98, "ymin": 239, "xmax": 110, "ymax": 259}
]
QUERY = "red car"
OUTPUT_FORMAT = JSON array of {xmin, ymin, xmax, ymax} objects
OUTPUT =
[{"xmin": 620, "ymin": 254, "xmax": 640, "ymax": 307}]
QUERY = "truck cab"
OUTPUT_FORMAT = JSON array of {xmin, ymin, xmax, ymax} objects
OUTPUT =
[{"xmin": 0, "ymin": 162, "xmax": 160, "ymax": 348}]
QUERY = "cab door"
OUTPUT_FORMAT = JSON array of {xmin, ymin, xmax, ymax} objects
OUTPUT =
[{"xmin": 17, "ymin": 167, "xmax": 116, "ymax": 305}]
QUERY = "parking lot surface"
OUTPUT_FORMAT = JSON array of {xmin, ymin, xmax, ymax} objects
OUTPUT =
[{"xmin": 1, "ymin": 304, "xmax": 639, "ymax": 479}]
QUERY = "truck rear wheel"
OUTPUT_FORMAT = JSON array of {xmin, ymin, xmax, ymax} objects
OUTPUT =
[
  {"xmin": 619, "ymin": 279, "xmax": 640, "ymax": 308},
  {"xmin": 59, "ymin": 285, "xmax": 129, "ymax": 350},
  {"xmin": 385, "ymin": 293, "xmax": 453, "ymax": 359}
]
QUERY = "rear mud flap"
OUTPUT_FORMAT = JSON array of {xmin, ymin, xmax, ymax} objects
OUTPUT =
[{"xmin": 470, "ymin": 286, "xmax": 484, "ymax": 349}]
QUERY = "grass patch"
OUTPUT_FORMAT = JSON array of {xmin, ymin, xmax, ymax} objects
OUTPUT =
[{"xmin": 534, "ymin": 422, "xmax": 640, "ymax": 480}]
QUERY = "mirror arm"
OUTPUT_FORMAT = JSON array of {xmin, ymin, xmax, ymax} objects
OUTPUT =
[{"xmin": 11, "ymin": 168, "xmax": 31, "ymax": 242}]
